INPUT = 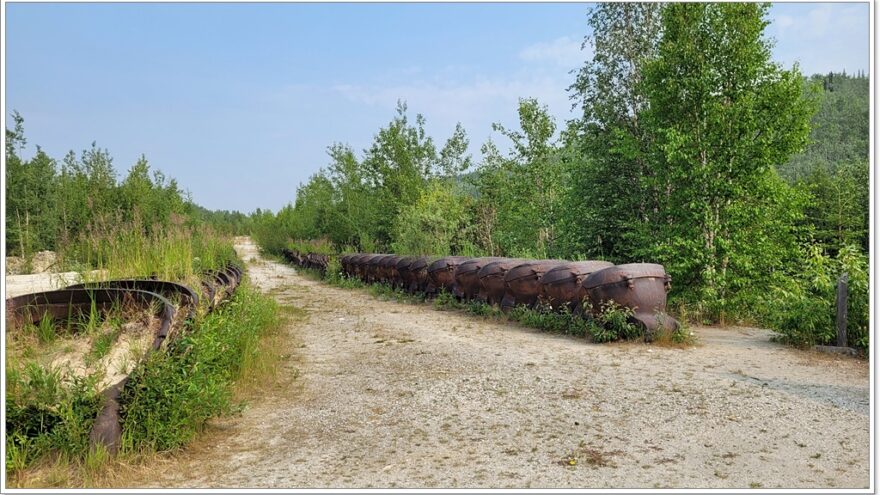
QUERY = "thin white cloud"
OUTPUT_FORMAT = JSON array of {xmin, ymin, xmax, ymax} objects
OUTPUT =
[
  {"xmin": 769, "ymin": 3, "xmax": 869, "ymax": 75},
  {"xmin": 518, "ymin": 36, "xmax": 589, "ymax": 68},
  {"xmin": 329, "ymin": 69, "xmax": 576, "ymax": 157},
  {"xmin": 331, "ymin": 72, "xmax": 572, "ymax": 123},
  {"xmin": 772, "ymin": 4, "xmax": 865, "ymax": 41}
]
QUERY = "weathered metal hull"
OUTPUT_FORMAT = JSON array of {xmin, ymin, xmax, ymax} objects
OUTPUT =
[
  {"xmin": 476, "ymin": 258, "xmax": 523, "ymax": 306},
  {"xmin": 426, "ymin": 256, "xmax": 472, "ymax": 295},
  {"xmin": 454, "ymin": 257, "xmax": 502, "ymax": 301},
  {"xmin": 411, "ymin": 257, "xmax": 432, "ymax": 293}
]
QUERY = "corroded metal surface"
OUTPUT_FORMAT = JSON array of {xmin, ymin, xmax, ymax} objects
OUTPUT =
[
  {"xmin": 454, "ymin": 257, "xmax": 503, "ymax": 301},
  {"xmin": 426, "ymin": 256, "xmax": 472, "ymax": 295},
  {"xmin": 500, "ymin": 260, "xmax": 566, "ymax": 311},
  {"xmin": 476, "ymin": 258, "xmax": 523, "ymax": 306},
  {"xmin": 582, "ymin": 263, "xmax": 677, "ymax": 334},
  {"xmin": 538, "ymin": 261, "xmax": 614, "ymax": 312}
]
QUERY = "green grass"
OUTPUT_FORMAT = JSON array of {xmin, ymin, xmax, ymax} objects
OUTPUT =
[
  {"xmin": 118, "ymin": 283, "xmax": 280, "ymax": 453},
  {"xmin": 6, "ymin": 223, "xmax": 283, "ymax": 486},
  {"xmin": 61, "ymin": 214, "xmax": 237, "ymax": 287}
]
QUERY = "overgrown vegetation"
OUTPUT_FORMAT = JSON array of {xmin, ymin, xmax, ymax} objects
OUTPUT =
[
  {"xmin": 119, "ymin": 285, "xmax": 280, "ymax": 453},
  {"xmin": 5, "ymin": 222, "xmax": 281, "ymax": 486},
  {"xmin": 248, "ymin": 4, "xmax": 868, "ymax": 351},
  {"xmin": 4, "ymin": 115, "xmax": 254, "ymax": 263}
]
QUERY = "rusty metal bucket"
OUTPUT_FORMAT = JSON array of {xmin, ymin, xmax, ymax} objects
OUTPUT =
[
  {"xmin": 350, "ymin": 253, "xmax": 372, "ymax": 279},
  {"xmin": 379, "ymin": 255, "xmax": 403, "ymax": 286},
  {"xmin": 454, "ymin": 257, "xmax": 503, "ymax": 300},
  {"xmin": 362, "ymin": 254, "xmax": 387, "ymax": 283},
  {"xmin": 500, "ymin": 260, "xmax": 566, "ymax": 311},
  {"xmin": 582, "ymin": 263, "xmax": 678, "ymax": 335},
  {"xmin": 394, "ymin": 256, "xmax": 416, "ymax": 290},
  {"xmin": 538, "ymin": 261, "xmax": 614, "ymax": 312},
  {"xmin": 426, "ymin": 256, "xmax": 472, "ymax": 295},
  {"xmin": 476, "ymin": 258, "xmax": 523, "ymax": 306}
]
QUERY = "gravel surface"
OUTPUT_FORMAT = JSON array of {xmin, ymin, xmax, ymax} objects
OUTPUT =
[{"xmin": 121, "ymin": 237, "xmax": 870, "ymax": 489}]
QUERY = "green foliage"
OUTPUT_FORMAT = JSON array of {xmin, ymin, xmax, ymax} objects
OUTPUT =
[
  {"xmin": 391, "ymin": 181, "xmax": 479, "ymax": 255},
  {"xmin": 5, "ymin": 363, "xmax": 103, "ymax": 473},
  {"xmin": 586, "ymin": 301, "xmax": 640, "ymax": 343},
  {"xmin": 761, "ymin": 243, "xmax": 868, "ymax": 350},
  {"xmin": 562, "ymin": 3, "xmax": 664, "ymax": 261},
  {"xmin": 508, "ymin": 304, "xmax": 591, "ymax": 337},
  {"xmin": 796, "ymin": 160, "xmax": 869, "ymax": 254},
  {"xmin": 639, "ymin": 3, "xmax": 817, "ymax": 310},
  {"xmin": 250, "ymin": 104, "xmax": 476, "ymax": 255},
  {"xmin": 4, "ymin": 114, "xmax": 207, "ymax": 260},
  {"xmin": 780, "ymin": 72, "xmax": 869, "ymax": 181},
  {"xmin": 61, "ymin": 214, "xmax": 236, "ymax": 283},
  {"xmin": 119, "ymin": 284, "xmax": 280, "ymax": 452},
  {"xmin": 469, "ymin": 98, "xmax": 566, "ymax": 258}
]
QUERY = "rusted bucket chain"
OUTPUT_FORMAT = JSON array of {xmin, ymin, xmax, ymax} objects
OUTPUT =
[{"xmin": 5, "ymin": 263, "xmax": 243, "ymax": 455}]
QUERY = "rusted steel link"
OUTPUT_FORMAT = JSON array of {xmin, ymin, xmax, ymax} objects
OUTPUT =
[
  {"xmin": 66, "ymin": 280, "xmax": 199, "ymax": 321},
  {"xmin": 6, "ymin": 263, "xmax": 243, "ymax": 455},
  {"xmin": 500, "ymin": 261, "xmax": 566, "ymax": 312},
  {"xmin": 538, "ymin": 261, "xmax": 614, "ymax": 312}
]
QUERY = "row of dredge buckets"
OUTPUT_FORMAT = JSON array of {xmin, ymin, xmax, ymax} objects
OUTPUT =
[{"xmin": 281, "ymin": 249, "xmax": 679, "ymax": 338}]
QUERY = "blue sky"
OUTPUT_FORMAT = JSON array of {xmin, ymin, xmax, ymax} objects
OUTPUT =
[{"xmin": 5, "ymin": 2, "xmax": 871, "ymax": 213}]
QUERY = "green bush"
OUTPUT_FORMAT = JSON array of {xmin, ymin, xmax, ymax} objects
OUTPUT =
[
  {"xmin": 761, "ymin": 243, "xmax": 868, "ymax": 350},
  {"xmin": 586, "ymin": 301, "xmax": 640, "ymax": 343},
  {"xmin": 5, "ymin": 363, "xmax": 103, "ymax": 472},
  {"xmin": 119, "ymin": 284, "xmax": 280, "ymax": 452}
]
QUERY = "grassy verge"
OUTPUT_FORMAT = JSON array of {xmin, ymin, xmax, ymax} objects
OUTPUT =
[
  {"xmin": 118, "ymin": 284, "xmax": 280, "ymax": 453},
  {"xmin": 5, "ymin": 222, "xmax": 282, "ymax": 487}
]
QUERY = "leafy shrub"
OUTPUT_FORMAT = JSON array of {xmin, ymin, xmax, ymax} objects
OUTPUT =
[
  {"xmin": 5, "ymin": 363, "xmax": 103, "ymax": 472},
  {"xmin": 119, "ymin": 284, "xmax": 280, "ymax": 452},
  {"xmin": 586, "ymin": 301, "xmax": 640, "ymax": 343},
  {"xmin": 761, "ymin": 243, "xmax": 868, "ymax": 350}
]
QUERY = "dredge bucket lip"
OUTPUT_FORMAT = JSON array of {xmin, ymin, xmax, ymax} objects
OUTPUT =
[
  {"xmin": 427, "ymin": 256, "xmax": 472, "ymax": 274},
  {"xmin": 582, "ymin": 263, "xmax": 669, "ymax": 290}
]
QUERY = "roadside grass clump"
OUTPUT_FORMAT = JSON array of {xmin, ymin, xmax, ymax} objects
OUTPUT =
[
  {"xmin": 61, "ymin": 213, "xmax": 237, "ymax": 287},
  {"xmin": 118, "ymin": 283, "xmax": 281, "ymax": 453},
  {"xmin": 366, "ymin": 283, "xmax": 427, "ymax": 304},
  {"xmin": 508, "ymin": 304, "xmax": 591, "ymax": 337}
]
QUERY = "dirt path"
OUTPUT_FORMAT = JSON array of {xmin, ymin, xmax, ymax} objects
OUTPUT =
[{"xmin": 125, "ymin": 237, "xmax": 870, "ymax": 489}]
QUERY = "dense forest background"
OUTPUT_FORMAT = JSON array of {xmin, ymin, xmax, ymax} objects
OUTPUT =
[{"xmin": 5, "ymin": 4, "xmax": 869, "ymax": 349}]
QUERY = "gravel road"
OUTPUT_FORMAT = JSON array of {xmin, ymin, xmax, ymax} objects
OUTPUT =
[{"xmin": 119, "ymin": 237, "xmax": 870, "ymax": 489}]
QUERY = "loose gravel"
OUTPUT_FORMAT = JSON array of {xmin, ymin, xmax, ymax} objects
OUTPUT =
[{"xmin": 118, "ymin": 237, "xmax": 870, "ymax": 489}]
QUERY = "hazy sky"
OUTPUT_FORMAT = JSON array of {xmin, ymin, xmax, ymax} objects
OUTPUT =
[{"xmin": 5, "ymin": 2, "xmax": 871, "ymax": 212}]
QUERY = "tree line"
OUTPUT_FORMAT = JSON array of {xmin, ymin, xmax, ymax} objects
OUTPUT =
[
  {"xmin": 5, "ymin": 4, "xmax": 868, "ymax": 349},
  {"xmin": 250, "ymin": 3, "xmax": 869, "ymax": 349},
  {"xmin": 5, "ymin": 113, "xmax": 193, "ymax": 258}
]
